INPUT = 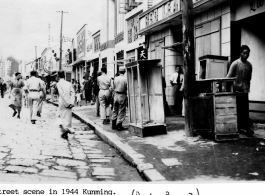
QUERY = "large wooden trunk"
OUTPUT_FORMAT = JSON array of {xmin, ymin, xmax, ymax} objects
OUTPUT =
[{"xmin": 126, "ymin": 59, "xmax": 167, "ymax": 137}]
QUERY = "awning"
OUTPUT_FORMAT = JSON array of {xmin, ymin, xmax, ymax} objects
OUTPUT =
[
  {"xmin": 106, "ymin": 59, "xmax": 131, "ymax": 64},
  {"xmin": 71, "ymin": 57, "xmax": 87, "ymax": 67},
  {"xmin": 161, "ymin": 42, "xmax": 182, "ymax": 52}
]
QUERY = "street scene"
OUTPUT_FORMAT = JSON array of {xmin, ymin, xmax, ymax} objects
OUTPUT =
[{"xmin": 1, "ymin": 0, "xmax": 265, "ymax": 184}]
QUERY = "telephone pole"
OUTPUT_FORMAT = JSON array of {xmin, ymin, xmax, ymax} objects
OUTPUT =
[
  {"xmin": 181, "ymin": 0, "xmax": 196, "ymax": 137},
  {"xmin": 56, "ymin": 11, "xmax": 68, "ymax": 70}
]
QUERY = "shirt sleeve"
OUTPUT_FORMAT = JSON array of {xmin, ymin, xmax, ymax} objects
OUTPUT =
[
  {"xmin": 170, "ymin": 74, "xmax": 174, "ymax": 82},
  {"xmin": 227, "ymin": 61, "xmax": 237, "ymax": 78}
]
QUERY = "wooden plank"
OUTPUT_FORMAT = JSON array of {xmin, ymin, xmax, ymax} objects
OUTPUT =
[
  {"xmin": 215, "ymin": 95, "xmax": 236, "ymax": 104},
  {"xmin": 215, "ymin": 123, "xmax": 238, "ymax": 134},
  {"xmin": 215, "ymin": 107, "xmax": 236, "ymax": 116},
  {"xmin": 215, "ymin": 103, "xmax": 236, "ymax": 108},
  {"xmin": 215, "ymin": 115, "xmax": 237, "ymax": 124}
]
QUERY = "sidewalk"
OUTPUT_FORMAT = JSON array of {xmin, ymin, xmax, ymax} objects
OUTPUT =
[{"xmin": 48, "ymin": 97, "xmax": 265, "ymax": 181}]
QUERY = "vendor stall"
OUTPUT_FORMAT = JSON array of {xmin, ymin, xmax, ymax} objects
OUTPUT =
[{"xmin": 191, "ymin": 78, "xmax": 239, "ymax": 141}]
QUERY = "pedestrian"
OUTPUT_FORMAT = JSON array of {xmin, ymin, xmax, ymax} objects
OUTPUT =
[
  {"xmin": 75, "ymin": 84, "xmax": 82, "ymax": 107},
  {"xmin": 56, "ymin": 70, "xmax": 75, "ymax": 139},
  {"xmin": 97, "ymin": 67, "xmax": 111, "ymax": 124},
  {"xmin": 0, "ymin": 78, "xmax": 7, "ymax": 98},
  {"xmin": 8, "ymin": 73, "xmax": 24, "ymax": 119},
  {"xmin": 83, "ymin": 76, "xmax": 93, "ymax": 106},
  {"xmin": 170, "ymin": 65, "xmax": 184, "ymax": 115},
  {"xmin": 37, "ymin": 75, "xmax": 46, "ymax": 117},
  {"xmin": 227, "ymin": 45, "xmax": 254, "ymax": 136},
  {"xmin": 94, "ymin": 71, "xmax": 101, "ymax": 117},
  {"xmin": 50, "ymin": 80, "xmax": 57, "ymax": 102},
  {"xmin": 23, "ymin": 76, "xmax": 29, "ymax": 108},
  {"xmin": 111, "ymin": 67, "xmax": 127, "ymax": 130},
  {"xmin": 27, "ymin": 70, "xmax": 45, "ymax": 124}
]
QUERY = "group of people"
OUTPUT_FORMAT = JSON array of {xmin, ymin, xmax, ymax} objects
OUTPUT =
[
  {"xmin": 8, "ymin": 71, "xmax": 46, "ymax": 122},
  {"xmin": 97, "ymin": 66, "xmax": 128, "ymax": 131}
]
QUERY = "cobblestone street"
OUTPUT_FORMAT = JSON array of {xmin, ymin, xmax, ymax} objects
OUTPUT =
[{"xmin": 0, "ymin": 97, "xmax": 144, "ymax": 183}]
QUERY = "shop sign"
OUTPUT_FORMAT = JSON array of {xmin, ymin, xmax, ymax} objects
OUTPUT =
[
  {"xmin": 138, "ymin": 47, "xmax": 148, "ymax": 60},
  {"xmin": 127, "ymin": 14, "xmax": 140, "ymax": 43},
  {"xmin": 235, "ymin": 0, "xmax": 265, "ymax": 21},
  {"xmin": 140, "ymin": 0, "xmax": 180, "ymax": 30},
  {"xmin": 77, "ymin": 29, "xmax": 86, "ymax": 59}
]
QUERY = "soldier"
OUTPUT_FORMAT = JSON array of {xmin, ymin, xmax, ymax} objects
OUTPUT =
[
  {"xmin": 111, "ymin": 66, "xmax": 127, "ymax": 131},
  {"xmin": 37, "ymin": 75, "xmax": 46, "ymax": 117},
  {"xmin": 97, "ymin": 67, "xmax": 111, "ymax": 124},
  {"xmin": 26, "ymin": 71, "xmax": 45, "ymax": 124}
]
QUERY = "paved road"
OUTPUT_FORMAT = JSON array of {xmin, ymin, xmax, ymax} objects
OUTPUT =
[{"xmin": 0, "ymin": 97, "xmax": 144, "ymax": 183}]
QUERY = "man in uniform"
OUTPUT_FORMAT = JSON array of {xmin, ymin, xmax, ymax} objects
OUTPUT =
[
  {"xmin": 37, "ymin": 75, "xmax": 46, "ymax": 117},
  {"xmin": 27, "ymin": 71, "xmax": 45, "ymax": 124},
  {"xmin": 111, "ymin": 67, "xmax": 127, "ymax": 131},
  {"xmin": 97, "ymin": 67, "xmax": 111, "ymax": 124},
  {"xmin": 227, "ymin": 45, "xmax": 253, "ymax": 136}
]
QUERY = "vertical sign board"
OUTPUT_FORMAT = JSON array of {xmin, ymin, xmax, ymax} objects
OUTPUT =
[
  {"xmin": 138, "ymin": 47, "xmax": 148, "ymax": 60},
  {"xmin": 77, "ymin": 29, "xmax": 86, "ymax": 59}
]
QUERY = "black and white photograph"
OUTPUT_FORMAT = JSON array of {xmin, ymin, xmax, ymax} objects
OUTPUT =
[{"xmin": 0, "ymin": 0, "xmax": 265, "ymax": 191}]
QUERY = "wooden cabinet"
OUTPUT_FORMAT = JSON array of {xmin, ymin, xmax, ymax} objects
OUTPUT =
[
  {"xmin": 191, "ymin": 78, "xmax": 239, "ymax": 141},
  {"xmin": 125, "ymin": 59, "xmax": 167, "ymax": 137}
]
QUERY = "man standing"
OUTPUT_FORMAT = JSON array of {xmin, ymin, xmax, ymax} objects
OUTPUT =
[
  {"xmin": 27, "ymin": 71, "xmax": 45, "ymax": 124},
  {"xmin": 111, "ymin": 67, "xmax": 127, "ymax": 130},
  {"xmin": 170, "ymin": 65, "xmax": 184, "ymax": 115},
  {"xmin": 83, "ymin": 76, "xmax": 93, "ymax": 106},
  {"xmin": 37, "ymin": 75, "xmax": 46, "ymax": 117},
  {"xmin": 56, "ymin": 71, "xmax": 75, "ymax": 139},
  {"xmin": 227, "ymin": 45, "xmax": 253, "ymax": 136},
  {"xmin": 97, "ymin": 67, "xmax": 111, "ymax": 124}
]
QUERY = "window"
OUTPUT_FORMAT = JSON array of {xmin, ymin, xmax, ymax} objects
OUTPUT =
[
  {"xmin": 94, "ymin": 35, "xmax": 100, "ymax": 52},
  {"xmin": 102, "ymin": 57, "xmax": 107, "ymax": 69}
]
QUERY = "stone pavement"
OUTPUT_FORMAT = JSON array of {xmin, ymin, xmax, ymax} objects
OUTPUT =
[
  {"xmin": 0, "ymin": 97, "xmax": 143, "ymax": 183},
  {"xmin": 48, "ymin": 97, "xmax": 265, "ymax": 181}
]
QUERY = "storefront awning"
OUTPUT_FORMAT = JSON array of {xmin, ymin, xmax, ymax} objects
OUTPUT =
[
  {"xmin": 106, "ymin": 59, "xmax": 131, "ymax": 65},
  {"xmin": 71, "ymin": 58, "xmax": 87, "ymax": 67},
  {"xmin": 162, "ymin": 42, "xmax": 182, "ymax": 52}
]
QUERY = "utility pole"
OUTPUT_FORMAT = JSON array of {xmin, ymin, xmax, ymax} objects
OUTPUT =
[
  {"xmin": 181, "ymin": 0, "xmax": 196, "ymax": 137},
  {"xmin": 56, "ymin": 11, "xmax": 68, "ymax": 70},
  {"xmin": 35, "ymin": 46, "xmax": 37, "ymax": 71}
]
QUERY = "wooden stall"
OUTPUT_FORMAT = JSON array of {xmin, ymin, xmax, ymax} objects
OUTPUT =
[
  {"xmin": 191, "ymin": 78, "xmax": 239, "ymax": 141},
  {"xmin": 125, "ymin": 59, "xmax": 167, "ymax": 137}
]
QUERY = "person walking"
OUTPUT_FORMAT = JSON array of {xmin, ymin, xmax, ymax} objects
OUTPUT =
[
  {"xmin": 227, "ymin": 45, "xmax": 253, "ymax": 136},
  {"xmin": 97, "ymin": 67, "xmax": 111, "ymax": 124},
  {"xmin": 8, "ymin": 73, "xmax": 24, "ymax": 119},
  {"xmin": 37, "ymin": 76, "xmax": 46, "ymax": 117},
  {"xmin": 170, "ymin": 65, "xmax": 184, "ymax": 115},
  {"xmin": 111, "ymin": 67, "xmax": 128, "ymax": 130},
  {"xmin": 56, "ymin": 70, "xmax": 75, "ymax": 139},
  {"xmin": 50, "ymin": 80, "xmax": 57, "ymax": 102},
  {"xmin": 27, "ymin": 71, "xmax": 45, "ymax": 124}
]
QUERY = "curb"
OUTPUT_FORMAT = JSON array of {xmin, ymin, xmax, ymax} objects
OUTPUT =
[{"xmin": 47, "ymin": 100, "xmax": 167, "ymax": 182}]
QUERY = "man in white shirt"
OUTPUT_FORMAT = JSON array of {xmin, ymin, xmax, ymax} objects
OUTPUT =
[
  {"xmin": 27, "ymin": 71, "xmax": 45, "ymax": 124},
  {"xmin": 23, "ymin": 76, "xmax": 29, "ymax": 108},
  {"xmin": 37, "ymin": 75, "xmax": 46, "ymax": 117},
  {"xmin": 170, "ymin": 65, "xmax": 184, "ymax": 115}
]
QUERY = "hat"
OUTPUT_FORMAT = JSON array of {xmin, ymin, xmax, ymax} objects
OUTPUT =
[
  {"xmin": 15, "ymin": 72, "xmax": 21, "ymax": 77},
  {"xmin": 119, "ymin": 66, "xmax": 125, "ymax": 72}
]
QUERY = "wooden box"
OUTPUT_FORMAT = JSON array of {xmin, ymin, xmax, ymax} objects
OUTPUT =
[{"xmin": 125, "ymin": 59, "xmax": 167, "ymax": 137}]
